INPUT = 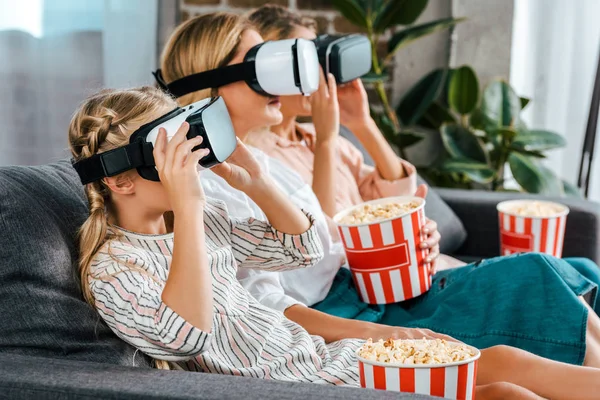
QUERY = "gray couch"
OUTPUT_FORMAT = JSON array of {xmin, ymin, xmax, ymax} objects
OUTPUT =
[
  {"xmin": 1, "ymin": 158, "xmax": 598, "ymax": 399},
  {"xmin": 0, "ymin": 161, "xmax": 433, "ymax": 399}
]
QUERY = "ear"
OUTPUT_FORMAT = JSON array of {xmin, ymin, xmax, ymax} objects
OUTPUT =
[{"xmin": 103, "ymin": 173, "xmax": 136, "ymax": 195}]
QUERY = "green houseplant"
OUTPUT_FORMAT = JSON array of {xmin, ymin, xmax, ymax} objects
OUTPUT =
[
  {"xmin": 331, "ymin": 0, "xmax": 464, "ymax": 157},
  {"xmin": 396, "ymin": 65, "xmax": 577, "ymax": 196}
]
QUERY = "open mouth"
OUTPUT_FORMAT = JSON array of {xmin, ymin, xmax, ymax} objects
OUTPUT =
[{"xmin": 268, "ymin": 96, "xmax": 281, "ymax": 105}]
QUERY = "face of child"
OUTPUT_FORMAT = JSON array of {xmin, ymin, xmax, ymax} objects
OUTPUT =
[
  {"xmin": 217, "ymin": 29, "xmax": 283, "ymax": 140},
  {"xmin": 279, "ymin": 25, "xmax": 318, "ymax": 119}
]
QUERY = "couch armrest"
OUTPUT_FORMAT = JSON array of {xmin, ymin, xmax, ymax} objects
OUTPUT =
[
  {"xmin": 436, "ymin": 188, "xmax": 600, "ymax": 263},
  {"xmin": 0, "ymin": 353, "xmax": 434, "ymax": 400}
]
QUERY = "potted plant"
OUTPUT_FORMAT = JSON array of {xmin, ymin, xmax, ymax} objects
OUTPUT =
[{"xmin": 396, "ymin": 65, "xmax": 576, "ymax": 196}]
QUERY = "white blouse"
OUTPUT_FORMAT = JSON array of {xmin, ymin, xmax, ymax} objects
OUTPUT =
[{"xmin": 201, "ymin": 147, "xmax": 346, "ymax": 312}]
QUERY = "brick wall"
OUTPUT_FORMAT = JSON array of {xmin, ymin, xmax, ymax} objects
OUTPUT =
[{"xmin": 181, "ymin": 0, "xmax": 358, "ymax": 36}]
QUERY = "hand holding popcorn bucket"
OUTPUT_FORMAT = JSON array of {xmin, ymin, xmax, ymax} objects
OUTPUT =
[
  {"xmin": 357, "ymin": 338, "xmax": 480, "ymax": 399},
  {"xmin": 497, "ymin": 200, "xmax": 569, "ymax": 257},
  {"xmin": 333, "ymin": 196, "xmax": 431, "ymax": 305}
]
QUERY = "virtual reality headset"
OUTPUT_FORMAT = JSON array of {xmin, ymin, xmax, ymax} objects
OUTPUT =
[
  {"xmin": 313, "ymin": 34, "xmax": 372, "ymax": 84},
  {"xmin": 154, "ymin": 38, "xmax": 320, "ymax": 98},
  {"xmin": 73, "ymin": 97, "xmax": 237, "ymax": 184}
]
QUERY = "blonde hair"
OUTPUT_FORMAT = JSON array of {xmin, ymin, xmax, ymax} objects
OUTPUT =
[
  {"xmin": 160, "ymin": 12, "xmax": 254, "ymax": 106},
  {"xmin": 247, "ymin": 4, "xmax": 316, "ymax": 42},
  {"xmin": 68, "ymin": 87, "xmax": 176, "ymax": 370}
]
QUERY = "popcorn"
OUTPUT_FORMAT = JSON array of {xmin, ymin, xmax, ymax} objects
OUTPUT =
[
  {"xmin": 505, "ymin": 201, "xmax": 565, "ymax": 217},
  {"xmin": 358, "ymin": 338, "xmax": 476, "ymax": 365},
  {"xmin": 339, "ymin": 201, "xmax": 420, "ymax": 225}
]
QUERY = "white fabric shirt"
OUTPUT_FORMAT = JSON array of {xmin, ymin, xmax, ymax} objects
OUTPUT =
[{"xmin": 201, "ymin": 147, "xmax": 346, "ymax": 313}]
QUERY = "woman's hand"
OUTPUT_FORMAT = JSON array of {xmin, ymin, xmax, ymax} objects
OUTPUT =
[
  {"xmin": 310, "ymin": 68, "xmax": 339, "ymax": 145},
  {"xmin": 415, "ymin": 184, "xmax": 441, "ymax": 275},
  {"xmin": 337, "ymin": 78, "xmax": 371, "ymax": 130},
  {"xmin": 153, "ymin": 122, "xmax": 208, "ymax": 213},
  {"xmin": 211, "ymin": 139, "xmax": 266, "ymax": 194}
]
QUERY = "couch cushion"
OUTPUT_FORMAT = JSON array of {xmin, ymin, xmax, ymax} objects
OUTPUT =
[
  {"xmin": 340, "ymin": 125, "xmax": 467, "ymax": 253},
  {"xmin": 0, "ymin": 160, "xmax": 151, "ymax": 366}
]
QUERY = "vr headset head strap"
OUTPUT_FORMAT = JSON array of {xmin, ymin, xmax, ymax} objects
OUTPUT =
[
  {"xmin": 154, "ymin": 62, "xmax": 255, "ymax": 98},
  {"xmin": 72, "ymin": 140, "xmax": 154, "ymax": 185},
  {"xmin": 72, "ymin": 107, "xmax": 184, "ymax": 185}
]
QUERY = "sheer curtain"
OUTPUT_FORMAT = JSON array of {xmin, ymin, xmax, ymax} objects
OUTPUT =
[
  {"xmin": 0, "ymin": 0, "xmax": 158, "ymax": 166},
  {"xmin": 511, "ymin": 0, "xmax": 600, "ymax": 201}
]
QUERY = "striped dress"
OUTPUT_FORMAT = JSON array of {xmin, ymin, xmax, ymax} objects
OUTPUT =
[{"xmin": 89, "ymin": 199, "xmax": 362, "ymax": 384}]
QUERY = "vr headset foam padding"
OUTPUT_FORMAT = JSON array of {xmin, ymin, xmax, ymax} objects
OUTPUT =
[
  {"xmin": 314, "ymin": 34, "xmax": 372, "ymax": 84},
  {"xmin": 73, "ymin": 97, "xmax": 237, "ymax": 184}
]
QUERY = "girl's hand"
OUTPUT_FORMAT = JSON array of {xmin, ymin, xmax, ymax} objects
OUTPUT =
[
  {"xmin": 310, "ymin": 68, "xmax": 339, "ymax": 145},
  {"xmin": 337, "ymin": 78, "xmax": 371, "ymax": 130},
  {"xmin": 153, "ymin": 122, "xmax": 208, "ymax": 213},
  {"xmin": 211, "ymin": 139, "xmax": 266, "ymax": 193},
  {"xmin": 371, "ymin": 325, "xmax": 461, "ymax": 344},
  {"xmin": 415, "ymin": 184, "xmax": 441, "ymax": 275}
]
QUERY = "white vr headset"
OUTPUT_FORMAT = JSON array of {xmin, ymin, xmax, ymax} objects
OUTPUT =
[
  {"xmin": 73, "ymin": 97, "xmax": 237, "ymax": 184},
  {"xmin": 153, "ymin": 38, "xmax": 320, "ymax": 98}
]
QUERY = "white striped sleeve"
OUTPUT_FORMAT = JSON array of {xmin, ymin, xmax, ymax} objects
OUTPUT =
[
  {"xmin": 230, "ymin": 211, "xmax": 324, "ymax": 271},
  {"xmin": 90, "ymin": 252, "xmax": 212, "ymax": 361}
]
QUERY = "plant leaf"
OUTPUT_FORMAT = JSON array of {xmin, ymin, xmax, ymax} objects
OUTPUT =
[
  {"xmin": 492, "ymin": 127, "xmax": 518, "ymax": 141},
  {"xmin": 520, "ymin": 97, "xmax": 530, "ymax": 110},
  {"xmin": 509, "ymin": 146, "xmax": 546, "ymax": 159},
  {"xmin": 469, "ymin": 108, "xmax": 494, "ymax": 131},
  {"xmin": 508, "ymin": 153, "xmax": 564, "ymax": 195},
  {"xmin": 448, "ymin": 65, "xmax": 479, "ymax": 115},
  {"xmin": 361, "ymin": 72, "xmax": 389, "ymax": 83},
  {"xmin": 331, "ymin": 0, "xmax": 368, "ymax": 28},
  {"xmin": 440, "ymin": 158, "xmax": 495, "ymax": 184},
  {"xmin": 396, "ymin": 68, "xmax": 447, "ymax": 126},
  {"xmin": 373, "ymin": 0, "xmax": 429, "ymax": 32},
  {"xmin": 563, "ymin": 180, "xmax": 583, "ymax": 198},
  {"xmin": 513, "ymin": 130, "xmax": 566, "ymax": 151},
  {"xmin": 387, "ymin": 18, "xmax": 465, "ymax": 55},
  {"xmin": 418, "ymin": 101, "xmax": 457, "ymax": 129},
  {"xmin": 440, "ymin": 123, "xmax": 489, "ymax": 163},
  {"xmin": 480, "ymin": 80, "xmax": 521, "ymax": 128},
  {"xmin": 395, "ymin": 131, "xmax": 424, "ymax": 148}
]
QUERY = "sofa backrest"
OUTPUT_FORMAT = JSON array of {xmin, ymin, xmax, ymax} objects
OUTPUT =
[{"xmin": 0, "ymin": 160, "xmax": 151, "ymax": 366}]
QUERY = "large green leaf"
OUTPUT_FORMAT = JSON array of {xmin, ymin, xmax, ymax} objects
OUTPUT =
[
  {"xmin": 418, "ymin": 101, "xmax": 457, "ymax": 129},
  {"xmin": 387, "ymin": 18, "xmax": 465, "ymax": 57},
  {"xmin": 332, "ymin": 0, "xmax": 368, "ymax": 28},
  {"xmin": 373, "ymin": 0, "xmax": 428, "ymax": 33},
  {"xmin": 563, "ymin": 180, "xmax": 583, "ymax": 198},
  {"xmin": 508, "ymin": 153, "xmax": 563, "ymax": 195},
  {"xmin": 448, "ymin": 65, "xmax": 479, "ymax": 115},
  {"xmin": 513, "ymin": 130, "xmax": 566, "ymax": 151},
  {"xmin": 396, "ymin": 68, "xmax": 447, "ymax": 126},
  {"xmin": 480, "ymin": 80, "xmax": 521, "ymax": 128},
  {"xmin": 440, "ymin": 158, "xmax": 495, "ymax": 184},
  {"xmin": 440, "ymin": 123, "xmax": 489, "ymax": 163}
]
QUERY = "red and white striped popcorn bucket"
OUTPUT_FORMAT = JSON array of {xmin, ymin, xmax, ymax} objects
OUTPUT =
[
  {"xmin": 497, "ymin": 200, "xmax": 569, "ymax": 258},
  {"xmin": 333, "ymin": 197, "xmax": 431, "ymax": 305},
  {"xmin": 357, "ymin": 347, "xmax": 481, "ymax": 399}
]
